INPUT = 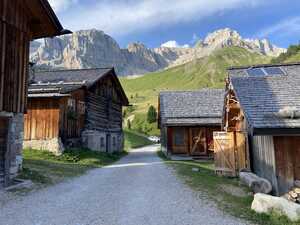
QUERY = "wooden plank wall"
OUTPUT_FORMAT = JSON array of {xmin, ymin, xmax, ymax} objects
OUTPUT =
[
  {"xmin": 273, "ymin": 136, "xmax": 300, "ymax": 195},
  {"xmin": 60, "ymin": 90, "xmax": 85, "ymax": 140},
  {"xmin": 214, "ymin": 131, "xmax": 249, "ymax": 177},
  {"xmin": 252, "ymin": 135, "xmax": 278, "ymax": 194},
  {"xmin": 24, "ymin": 99, "xmax": 60, "ymax": 140},
  {"xmin": 0, "ymin": 0, "xmax": 31, "ymax": 113}
]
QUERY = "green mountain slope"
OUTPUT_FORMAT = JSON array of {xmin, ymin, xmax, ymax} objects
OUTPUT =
[
  {"xmin": 271, "ymin": 44, "xmax": 300, "ymax": 63},
  {"xmin": 120, "ymin": 47, "xmax": 270, "ymax": 135}
]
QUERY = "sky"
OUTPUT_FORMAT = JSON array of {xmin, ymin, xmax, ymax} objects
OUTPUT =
[{"xmin": 48, "ymin": 0, "xmax": 300, "ymax": 49}]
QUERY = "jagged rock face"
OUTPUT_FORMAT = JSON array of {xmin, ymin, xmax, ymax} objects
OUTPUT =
[
  {"xmin": 30, "ymin": 29, "xmax": 168, "ymax": 76},
  {"xmin": 30, "ymin": 28, "xmax": 286, "ymax": 76}
]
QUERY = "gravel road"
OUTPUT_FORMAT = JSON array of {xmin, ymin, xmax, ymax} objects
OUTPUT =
[{"xmin": 0, "ymin": 145, "xmax": 248, "ymax": 225}]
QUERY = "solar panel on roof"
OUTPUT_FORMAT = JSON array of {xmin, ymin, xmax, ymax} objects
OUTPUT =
[
  {"xmin": 263, "ymin": 67, "xmax": 285, "ymax": 75},
  {"xmin": 246, "ymin": 68, "xmax": 266, "ymax": 76}
]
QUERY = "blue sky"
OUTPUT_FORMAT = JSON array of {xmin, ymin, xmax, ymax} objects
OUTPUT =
[{"xmin": 49, "ymin": 0, "xmax": 300, "ymax": 49}]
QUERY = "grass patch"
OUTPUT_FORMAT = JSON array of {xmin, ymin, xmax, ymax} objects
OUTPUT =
[
  {"xmin": 124, "ymin": 129, "xmax": 153, "ymax": 151},
  {"xmin": 157, "ymin": 151, "xmax": 298, "ymax": 225},
  {"xmin": 18, "ymin": 148, "xmax": 126, "ymax": 186}
]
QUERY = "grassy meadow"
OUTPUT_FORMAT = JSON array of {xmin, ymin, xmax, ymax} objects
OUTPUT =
[{"xmin": 121, "ymin": 47, "xmax": 270, "ymax": 135}]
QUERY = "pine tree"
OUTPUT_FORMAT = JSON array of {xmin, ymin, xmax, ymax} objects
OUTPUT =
[{"xmin": 147, "ymin": 105, "xmax": 157, "ymax": 123}]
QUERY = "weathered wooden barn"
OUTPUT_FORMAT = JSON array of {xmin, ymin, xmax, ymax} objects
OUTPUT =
[
  {"xmin": 24, "ymin": 68, "xmax": 129, "ymax": 154},
  {"xmin": 0, "ymin": 0, "xmax": 69, "ymax": 186},
  {"xmin": 158, "ymin": 89, "xmax": 224, "ymax": 157},
  {"xmin": 223, "ymin": 63, "xmax": 300, "ymax": 195}
]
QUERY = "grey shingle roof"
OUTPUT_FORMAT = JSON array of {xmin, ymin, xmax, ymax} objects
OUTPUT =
[
  {"xmin": 33, "ymin": 68, "xmax": 112, "ymax": 87},
  {"xmin": 229, "ymin": 64, "xmax": 300, "ymax": 129},
  {"xmin": 29, "ymin": 68, "xmax": 112, "ymax": 97},
  {"xmin": 159, "ymin": 89, "xmax": 224, "ymax": 126}
]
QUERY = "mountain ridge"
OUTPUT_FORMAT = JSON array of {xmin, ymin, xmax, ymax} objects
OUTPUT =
[{"xmin": 30, "ymin": 28, "xmax": 285, "ymax": 76}]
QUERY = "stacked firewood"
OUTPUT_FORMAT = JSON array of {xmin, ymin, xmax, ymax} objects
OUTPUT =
[{"xmin": 286, "ymin": 188, "xmax": 300, "ymax": 204}]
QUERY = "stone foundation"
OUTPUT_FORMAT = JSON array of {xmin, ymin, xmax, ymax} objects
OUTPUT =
[
  {"xmin": 82, "ymin": 130, "xmax": 123, "ymax": 153},
  {"xmin": 0, "ymin": 113, "xmax": 24, "ymax": 179},
  {"xmin": 23, "ymin": 138, "xmax": 65, "ymax": 155}
]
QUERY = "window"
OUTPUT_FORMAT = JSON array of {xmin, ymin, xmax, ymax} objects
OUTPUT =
[
  {"xmin": 77, "ymin": 101, "xmax": 85, "ymax": 115},
  {"xmin": 263, "ymin": 67, "xmax": 285, "ymax": 75},
  {"xmin": 173, "ymin": 128, "xmax": 184, "ymax": 146},
  {"xmin": 246, "ymin": 68, "xmax": 266, "ymax": 76},
  {"xmin": 100, "ymin": 137, "xmax": 105, "ymax": 148},
  {"xmin": 67, "ymin": 98, "xmax": 76, "ymax": 111}
]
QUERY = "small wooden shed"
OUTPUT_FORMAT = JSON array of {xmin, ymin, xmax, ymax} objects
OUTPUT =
[
  {"xmin": 0, "ymin": 0, "xmax": 69, "ymax": 187},
  {"xmin": 158, "ymin": 89, "xmax": 224, "ymax": 158},
  {"xmin": 24, "ymin": 68, "xmax": 129, "ymax": 154},
  {"xmin": 222, "ymin": 63, "xmax": 300, "ymax": 195}
]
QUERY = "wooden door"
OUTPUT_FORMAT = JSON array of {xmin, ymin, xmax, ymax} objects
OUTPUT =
[
  {"xmin": 274, "ymin": 137, "xmax": 295, "ymax": 194},
  {"xmin": 189, "ymin": 128, "xmax": 207, "ymax": 156},
  {"xmin": 170, "ymin": 127, "xmax": 188, "ymax": 154},
  {"xmin": 214, "ymin": 132, "xmax": 236, "ymax": 176}
]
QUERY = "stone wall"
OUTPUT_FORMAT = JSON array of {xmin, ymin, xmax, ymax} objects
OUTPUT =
[
  {"xmin": 5, "ymin": 113, "xmax": 24, "ymax": 179},
  {"xmin": 23, "ymin": 138, "xmax": 65, "ymax": 156},
  {"xmin": 82, "ymin": 130, "xmax": 123, "ymax": 153}
]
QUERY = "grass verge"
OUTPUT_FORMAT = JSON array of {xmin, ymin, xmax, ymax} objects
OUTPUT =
[
  {"xmin": 18, "ymin": 148, "xmax": 127, "ymax": 187},
  {"xmin": 124, "ymin": 129, "xmax": 153, "ymax": 151},
  {"xmin": 157, "ymin": 150, "xmax": 298, "ymax": 225}
]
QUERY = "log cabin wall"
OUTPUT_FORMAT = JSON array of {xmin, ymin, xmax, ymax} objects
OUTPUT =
[
  {"xmin": 86, "ymin": 76, "xmax": 123, "ymax": 132},
  {"xmin": 82, "ymin": 75, "xmax": 124, "ymax": 152}
]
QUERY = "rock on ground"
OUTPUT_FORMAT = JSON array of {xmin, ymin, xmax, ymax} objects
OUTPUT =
[
  {"xmin": 0, "ymin": 145, "xmax": 248, "ymax": 225},
  {"xmin": 240, "ymin": 172, "xmax": 272, "ymax": 194},
  {"xmin": 251, "ymin": 193, "xmax": 300, "ymax": 222}
]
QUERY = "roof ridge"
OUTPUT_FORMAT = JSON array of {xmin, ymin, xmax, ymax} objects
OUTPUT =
[
  {"xmin": 35, "ymin": 67, "xmax": 114, "ymax": 73},
  {"xmin": 228, "ymin": 62, "xmax": 300, "ymax": 70},
  {"xmin": 160, "ymin": 88, "xmax": 224, "ymax": 93}
]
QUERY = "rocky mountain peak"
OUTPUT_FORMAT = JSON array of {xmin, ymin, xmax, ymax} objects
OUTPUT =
[
  {"xmin": 30, "ymin": 28, "xmax": 286, "ymax": 76},
  {"xmin": 204, "ymin": 28, "xmax": 242, "ymax": 45}
]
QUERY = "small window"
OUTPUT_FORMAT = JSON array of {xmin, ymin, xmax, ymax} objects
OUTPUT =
[
  {"xmin": 263, "ymin": 67, "xmax": 285, "ymax": 75},
  {"xmin": 100, "ymin": 137, "xmax": 105, "ymax": 147},
  {"xmin": 173, "ymin": 128, "xmax": 184, "ymax": 146},
  {"xmin": 246, "ymin": 68, "xmax": 266, "ymax": 76}
]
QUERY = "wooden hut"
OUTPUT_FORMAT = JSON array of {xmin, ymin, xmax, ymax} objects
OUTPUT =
[
  {"xmin": 222, "ymin": 63, "xmax": 300, "ymax": 195},
  {"xmin": 158, "ymin": 89, "xmax": 224, "ymax": 158},
  {"xmin": 24, "ymin": 68, "xmax": 129, "ymax": 154},
  {"xmin": 0, "ymin": 0, "xmax": 69, "ymax": 187}
]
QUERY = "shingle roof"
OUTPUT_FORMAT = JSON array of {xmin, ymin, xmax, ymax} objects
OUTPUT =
[
  {"xmin": 29, "ymin": 68, "xmax": 112, "ymax": 97},
  {"xmin": 29, "ymin": 68, "xmax": 130, "ymax": 105},
  {"xmin": 229, "ymin": 64, "xmax": 300, "ymax": 130},
  {"xmin": 159, "ymin": 89, "xmax": 224, "ymax": 126},
  {"xmin": 33, "ymin": 68, "xmax": 112, "ymax": 87}
]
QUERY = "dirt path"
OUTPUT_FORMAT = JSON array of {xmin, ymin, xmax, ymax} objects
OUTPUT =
[{"xmin": 0, "ymin": 145, "xmax": 248, "ymax": 225}]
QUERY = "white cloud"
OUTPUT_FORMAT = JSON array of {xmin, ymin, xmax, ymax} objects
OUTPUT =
[
  {"xmin": 61, "ymin": 0, "xmax": 264, "ymax": 36},
  {"xmin": 258, "ymin": 16, "xmax": 300, "ymax": 38},
  {"xmin": 161, "ymin": 40, "xmax": 189, "ymax": 48},
  {"xmin": 48, "ymin": 0, "xmax": 77, "ymax": 12}
]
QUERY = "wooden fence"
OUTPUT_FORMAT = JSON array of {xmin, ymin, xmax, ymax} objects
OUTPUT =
[{"xmin": 213, "ymin": 131, "xmax": 250, "ymax": 177}]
